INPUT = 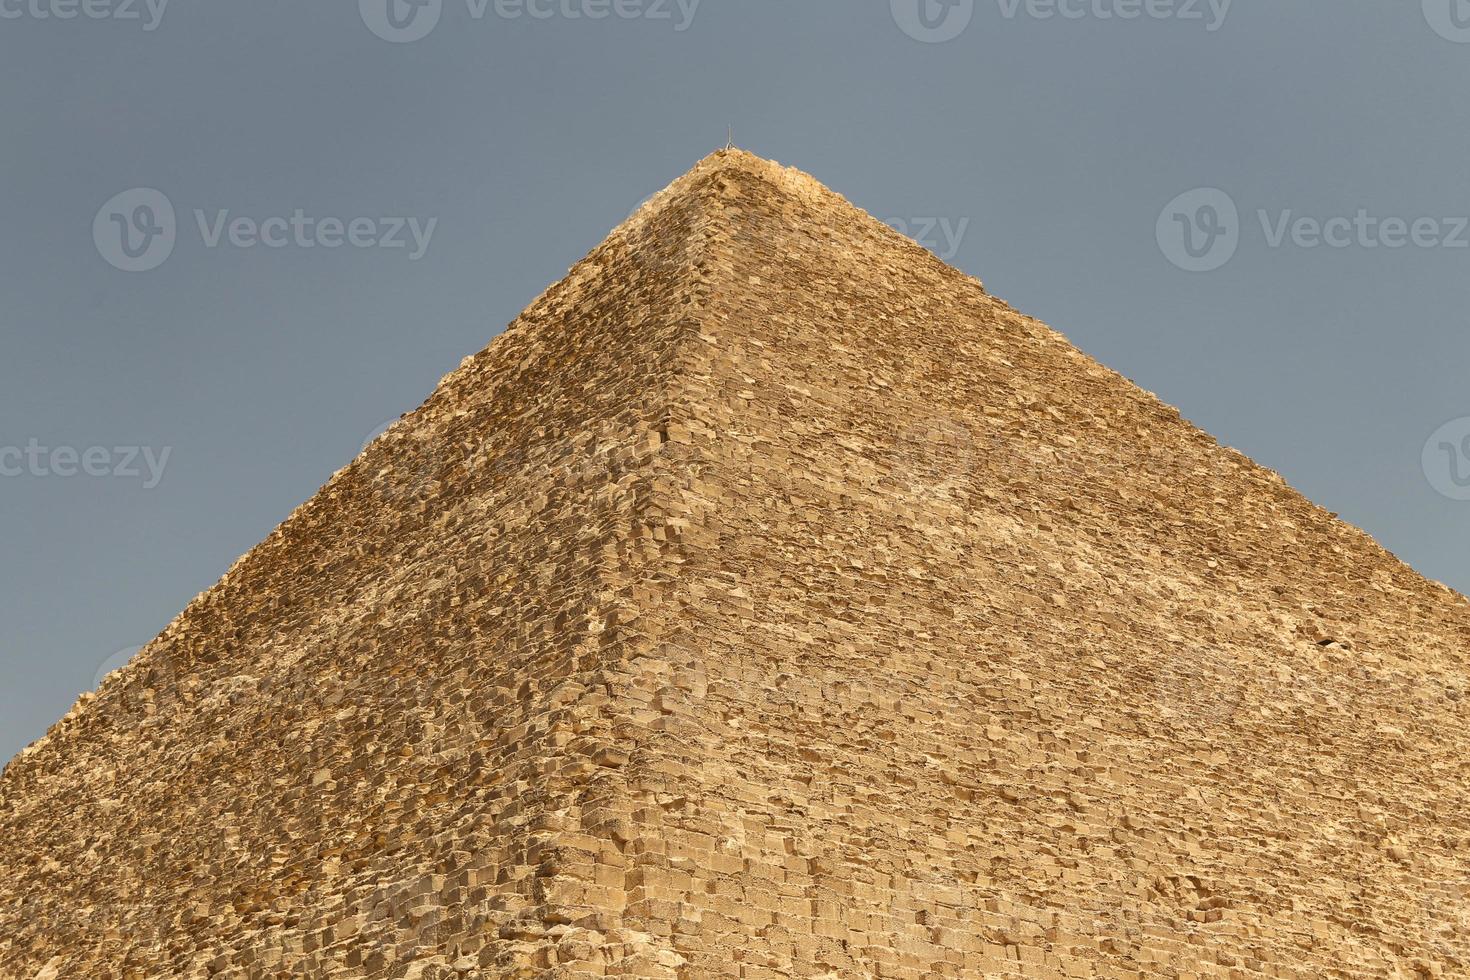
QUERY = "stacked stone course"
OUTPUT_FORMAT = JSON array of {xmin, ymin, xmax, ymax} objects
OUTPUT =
[{"xmin": 2, "ymin": 151, "xmax": 1468, "ymax": 978}]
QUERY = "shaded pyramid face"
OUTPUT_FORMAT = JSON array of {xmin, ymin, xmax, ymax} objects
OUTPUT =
[{"xmin": 3, "ymin": 151, "xmax": 1470, "ymax": 979}]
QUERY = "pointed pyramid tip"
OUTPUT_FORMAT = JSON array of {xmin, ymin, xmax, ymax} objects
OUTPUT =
[
  {"xmin": 614, "ymin": 148, "xmax": 869, "ymax": 248},
  {"xmin": 610, "ymin": 147, "xmax": 984, "ymax": 295},
  {"xmin": 688, "ymin": 147, "xmax": 829, "ymax": 193},
  {"xmin": 611, "ymin": 149, "xmax": 829, "ymax": 246},
  {"xmin": 624, "ymin": 149, "xmax": 832, "ymax": 225},
  {"xmin": 694, "ymin": 146, "xmax": 777, "ymax": 169}
]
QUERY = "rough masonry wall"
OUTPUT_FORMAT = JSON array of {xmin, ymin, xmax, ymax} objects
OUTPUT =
[
  {"xmin": 590, "ymin": 153, "xmax": 1470, "ymax": 978},
  {"xmin": 2, "ymin": 150, "xmax": 1468, "ymax": 980},
  {"xmin": 0, "ymin": 162, "xmax": 722, "ymax": 979}
]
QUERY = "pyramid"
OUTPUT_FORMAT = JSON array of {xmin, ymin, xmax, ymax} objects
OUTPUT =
[{"xmin": 3, "ymin": 150, "xmax": 1469, "ymax": 980}]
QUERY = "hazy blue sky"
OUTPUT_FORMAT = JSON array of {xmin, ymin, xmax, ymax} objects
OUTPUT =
[{"xmin": 4, "ymin": 0, "xmax": 1470, "ymax": 763}]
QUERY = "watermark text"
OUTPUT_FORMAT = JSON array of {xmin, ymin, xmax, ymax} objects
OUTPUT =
[
  {"xmin": 0, "ymin": 440, "xmax": 171, "ymax": 488},
  {"xmin": 0, "ymin": 0, "xmax": 166, "ymax": 29}
]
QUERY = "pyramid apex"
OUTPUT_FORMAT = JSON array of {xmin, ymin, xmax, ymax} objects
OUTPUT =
[
  {"xmin": 611, "ymin": 147, "xmax": 837, "ymax": 252},
  {"xmin": 637, "ymin": 147, "xmax": 837, "ymax": 211},
  {"xmin": 686, "ymin": 146, "xmax": 829, "ymax": 194}
]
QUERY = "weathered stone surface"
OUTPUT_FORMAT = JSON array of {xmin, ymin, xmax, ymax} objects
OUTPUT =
[{"xmin": 2, "ymin": 150, "xmax": 1468, "ymax": 978}]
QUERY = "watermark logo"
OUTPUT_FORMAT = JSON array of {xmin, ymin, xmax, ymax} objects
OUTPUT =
[
  {"xmin": 94, "ymin": 188, "xmax": 176, "ymax": 273},
  {"xmin": 891, "ymin": 0, "xmax": 974, "ymax": 42},
  {"xmin": 360, "ymin": 0, "xmax": 442, "ymax": 42},
  {"xmin": 94, "ymin": 188, "xmax": 438, "ymax": 272},
  {"xmin": 93, "ymin": 645, "xmax": 144, "ymax": 690},
  {"xmin": 1424, "ymin": 0, "xmax": 1470, "ymax": 43},
  {"xmin": 1157, "ymin": 188, "xmax": 1239, "ymax": 272},
  {"xmin": 360, "ymin": 419, "xmax": 447, "ymax": 502},
  {"xmin": 1420, "ymin": 878, "xmax": 1470, "ymax": 961},
  {"xmin": 0, "ymin": 440, "xmax": 172, "ymax": 488},
  {"xmin": 1152, "ymin": 646, "xmax": 1245, "ymax": 729},
  {"xmin": 1423, "ymin": 417, "xmax": 1470, "ymax": 501},
  {"xmin": 622, "ymin": 188, "xmax": 700, "ymax": 276},
  {"xmin": 886, "ymin": 416, "xmax": 977, "ymax": 500},
  {"xmin": 0, "ymin": 0, "xmax": 168, "ymax": 30}
]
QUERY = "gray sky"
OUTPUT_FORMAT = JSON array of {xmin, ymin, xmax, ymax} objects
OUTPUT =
[{"xmin": 4, "ymin": 0, "xmax": 1470, "ymax": 764}]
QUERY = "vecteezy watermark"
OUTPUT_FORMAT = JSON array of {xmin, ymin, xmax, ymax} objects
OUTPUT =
[
  {"xmin": 1256, "ymin": 210, "xmax": 1470, "ymax": 251},
  {"xmin": 360, "ymin": 0, "xmax": 442, "ymax": 42},
  {"xmin": 1158, "ymin": 188, "xmax": 1470, "ymax": 272},
  {"xmin": 1152, "ymin": 645, "xmax": 1245, "ymax": 729},
  {"xmin": 93, "ymin": 645, "xmax": 144, "ymax": 690},
  {"xmin": 359, "ymin": 418, "xmax": 444, "ymax": 502},
  {"xmin": 0, "ymin": 0, "xmax": 168, "ymax": 30},
  {"xmin": 94, "ymin": 188, "xmax": 438, "ymax": 272},
  {"xmin": 1423, "ymin": 0, "xmax": 1470, "ymax": 43},
  {"xmin": 93, "ymin": 188, "xmax": 176, "ymax": 273},
  {"xmin": 891, "ymin": 0, "xmax": 975, "ymax": 43},
  {"xmin": 0, "ymin": 440, "xmax": 171, "ymax": 488},
  {"xmin": 360, "ymin": 0, "xmax": 701, "ymax": 43},
  {"xmin": 881, "ymin": 216, "xmax": 970, "ymax": 261},
  {"xmin": 1420, "ymin": 878, "xmax": 1470, "ymax": 961},
  {"xmin": 193, "ymin": 209, "xmax": 437, "ymax": 261},
  {"xmin": 1423, "ymin": 417, "xmax": 1470, "ymax": 501},
  {"xmin": 886, "ymin": 415, "xmax": 977, "ymax": 500},
  {"xmin": 892, "ymin": 0, "xmax": 1229, "ymax": 42},
  {"xmin": 995, "ymin": 0, "xmax": 1230, "ymax": 29},
  {"xmin": 1156, "ymin": 188, "xmax": 1240, "ymax": 272}
]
